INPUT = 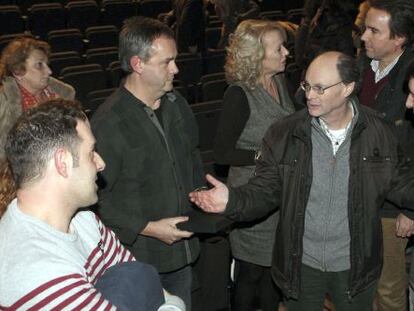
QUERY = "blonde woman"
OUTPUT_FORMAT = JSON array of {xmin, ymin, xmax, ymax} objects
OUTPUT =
[{"xmin": 214, "ymin": 19, "xmax": 296, "ymax": 311}]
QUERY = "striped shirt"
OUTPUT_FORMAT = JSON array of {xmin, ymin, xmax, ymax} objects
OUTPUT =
[{"xmin": 0, "ymin": 199, "xmax": 134, "ymax": 310}]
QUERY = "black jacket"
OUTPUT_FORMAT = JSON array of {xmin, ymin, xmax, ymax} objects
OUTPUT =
[
  {"xmin": 225, "ymin": 102, "xmax": 414, "ymax": 299},
  {"xmin": 92, "ymin": 88, "xmax": 204, "ymax": 273},
  {"xmin": 358, "ymin": 48, "xmax": 414, "ymax": 218}
]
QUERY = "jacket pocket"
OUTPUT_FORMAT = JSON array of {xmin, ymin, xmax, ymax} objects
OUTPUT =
[{"xmin": 361, "ymin": 155, "xmax": 397, "ymax": 197}]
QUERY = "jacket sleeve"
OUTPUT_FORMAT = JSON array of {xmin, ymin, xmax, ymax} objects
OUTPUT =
[
  {"xmin": 225, "ymin": 125, "xmax": 282, "ymax": 222},
  {"xmin": 385, "ymin": 144, "xmax": 414, "ymax": 212},
  {"xmin": 92, "ymin": 117, "xmax": 147, "ymax": 245},
  {"xmin": 213, "ymin": 85, "xmax": 255, "ymax": 166}
]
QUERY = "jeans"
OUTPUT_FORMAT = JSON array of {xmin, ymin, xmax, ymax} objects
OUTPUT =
[
  {"xmin": 160, "ymin": 265, "xmax": 192, "ymax": 311},
  {"xmin": 285, "ymin": 264, "xmax": 377, "ymax": 311}
]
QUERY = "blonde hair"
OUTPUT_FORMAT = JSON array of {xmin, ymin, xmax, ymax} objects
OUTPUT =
[{"xmin": 225, "ymin": 19, "xmax": 287, "ymax": 90}]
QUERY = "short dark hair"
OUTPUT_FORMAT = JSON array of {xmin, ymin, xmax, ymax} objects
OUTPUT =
[
  {"xmin": 119, "ymin": 16, "xmax": 174, "ymax": 73},
  {"xmin": 336, "ymin": 53, "xmax": 360, "ymax": 96},
  {"xmin": 370, "ymin": 0, "xmax": 414, "ymax": 48},
  {"xmin": 5, "ymin": 99, "xmax": 86, "ymax": 188}
]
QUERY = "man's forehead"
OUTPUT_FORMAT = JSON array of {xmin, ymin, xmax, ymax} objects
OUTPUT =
[
  {"xmin": 366, "ymin": 7, "xmax": 391, "ymax": 26},
  {"xmin": 306, "ymin": 56, "xmax": 339, "ymax": 82},
  {"xmin": 149, "ymin": 37, "xmax": 176, "ymax": 55}
]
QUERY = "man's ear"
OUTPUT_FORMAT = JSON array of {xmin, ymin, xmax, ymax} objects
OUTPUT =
[
  {"xmin": 393, "ymin": 35, "xmax": 406, "ymax": 49},
  {"xmin": 130, "ymin": 55, "xmax": 144, "ymax": 74},
  {"xmin": 343, "ymin": 81, "xmax": 355, "ymax": 98},
  {"xmin": 54, "ymin": 148, "xmax": 71, "ymax": 178}
]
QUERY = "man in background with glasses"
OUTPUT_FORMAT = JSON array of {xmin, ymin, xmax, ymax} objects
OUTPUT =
[
  {"xmin": 188, "ymin": 51, "xmax": 414, "ymax": 310},
  {"xmin": 358, "ymin": 0, "xmax": 414, "ymax": 309}
]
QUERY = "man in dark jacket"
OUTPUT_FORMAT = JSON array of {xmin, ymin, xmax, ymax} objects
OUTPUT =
[
  {"xmin": 189, "ymin": 51, "xmax": 414, "ymax": 310},
  {"xmin": 358, "ymin": 0, "xmax": 414, "ymax": 309},
  {"xmin": 92, "ymin": 17, "xmax": 204, "ymax": 310}
]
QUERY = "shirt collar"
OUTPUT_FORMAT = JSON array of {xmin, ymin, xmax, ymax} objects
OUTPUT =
[{"xmin": 370, "ymin": 51, "xmax": 404, "ymax": 83}]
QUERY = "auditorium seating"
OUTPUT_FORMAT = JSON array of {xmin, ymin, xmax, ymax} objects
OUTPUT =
[{"xmin": 29, "ymin": 3, "xmax": 65, "ymax": 39}]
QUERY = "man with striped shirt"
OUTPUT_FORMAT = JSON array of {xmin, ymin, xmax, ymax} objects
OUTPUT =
[{"xmin": 0, "ymin": 100, "xmax": 183, "ymax": 310}]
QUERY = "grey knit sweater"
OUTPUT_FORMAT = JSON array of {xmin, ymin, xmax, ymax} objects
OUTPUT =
[{"xmin": 302, "ymin": 104, "xmax": 358, "ymax": 272}]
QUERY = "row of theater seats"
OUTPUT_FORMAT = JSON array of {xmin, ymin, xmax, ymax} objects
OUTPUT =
[
  {"xmin": 260, "ymin": 8, "xmax": 304, "ymax": 24},
  {"xmin": 0, "ymin": 0, "xmax": 171, "ymax": 36},
  {"xmin": 0, "ymin": 26, "xmax": 119, "ymax": 56},
  {"xmin": 59, "ymin": 60, "xmax": 228, "ymax": 113},
  {"xmin": 0, "ymin": 4, "xmax": 301, "ymax": 54},
  {"xmin": 0, "ymin": 23, "xmax": 224, "ymax": 58}
]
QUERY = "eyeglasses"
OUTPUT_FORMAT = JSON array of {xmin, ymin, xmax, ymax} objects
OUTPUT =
[{"xmin": 300, "ymin": 80, "xmax": 343, "ymax": 95}]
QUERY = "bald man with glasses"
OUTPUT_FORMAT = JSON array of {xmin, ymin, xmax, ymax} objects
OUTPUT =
[{"xmin": 188, "ymin": 51, "xmax": 414, "ymax": 311}]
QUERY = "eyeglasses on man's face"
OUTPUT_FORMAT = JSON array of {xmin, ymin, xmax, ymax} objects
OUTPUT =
[{"xmin": 300, "ymin": 80, "xmax": 343, "ymax": 95}]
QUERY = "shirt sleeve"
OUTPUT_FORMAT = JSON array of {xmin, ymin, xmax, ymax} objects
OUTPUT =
[
  {"xmin": 95, "ymin": 214, "xmax": 136, "ymax": 264},
  {"xmin": 2, "ymin": 261, "xmax": 118, "ymax": 310},
  {"xmin": 214, "ymin": 85, "xmax": 256, "ymax": 166}
]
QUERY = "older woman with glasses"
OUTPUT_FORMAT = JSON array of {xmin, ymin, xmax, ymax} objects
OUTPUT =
[
  {"xmin": 0, "ymin": 37, "xmax": 75, "ymax": 216},
  {"xmin": 213, "ymin": 19, "xmax": 296, "ymax": 311}
]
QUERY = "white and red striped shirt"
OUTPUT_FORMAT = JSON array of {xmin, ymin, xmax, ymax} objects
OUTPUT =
[{"xmin": 0, "ymin": 199, "xmax": 135, "ymax": 310}]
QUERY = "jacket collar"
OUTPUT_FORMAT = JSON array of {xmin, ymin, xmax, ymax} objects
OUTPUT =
[
  {"xmin": 292, "ymin": 97, "xmax": 367, "ymax": 140},
  {"xmin": 117, "ymin": 86, "xmax": 177, "ymax": 111},
  {"xmin": 360, "ymin": 48, "xmax": 414, "ymax": 90}
]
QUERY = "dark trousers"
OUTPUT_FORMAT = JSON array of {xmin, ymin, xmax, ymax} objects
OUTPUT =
[
  {"xmin": 232, "ymin": 259, "xmax": 281, "ymax": 311},
  {"xmin": 285, "ymin": 264, "xmax": 377, "ymax": 311},
  {"xmin": 160, "ymin": 265, "xmax": 192, "ymax": 311},
  {"xmin": 192, "ymin": 236, "xmax": 231, "ymax": 311},
  {"xmin": 95, "ymin": 261, "xmax": 165, "ymax": 311}
]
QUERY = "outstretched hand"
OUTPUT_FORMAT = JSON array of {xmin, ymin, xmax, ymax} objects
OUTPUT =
[{"xmin": 189, "ymin": 174, "xmax": 229, "ymax": 213}]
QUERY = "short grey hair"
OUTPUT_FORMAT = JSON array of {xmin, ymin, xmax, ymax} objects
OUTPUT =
[{"xmin": 119, "ymin": 16, "xmax": 174, "ymax": 73}]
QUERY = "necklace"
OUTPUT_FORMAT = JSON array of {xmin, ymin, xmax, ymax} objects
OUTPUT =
[
  {"xmin": 319, "ymin": 102, "xmax": 355, "ymax": 155},
  {"xmin": 319, "ymin": 119, "xmax": 352, "ymax": 155}
]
